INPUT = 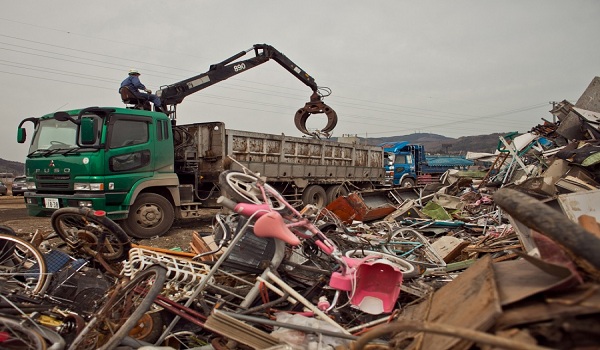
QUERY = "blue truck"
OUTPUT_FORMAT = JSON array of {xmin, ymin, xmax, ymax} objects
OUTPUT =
[{"xmin": 381, "ymin": 141, "xmax": 474, "ymax": 187}]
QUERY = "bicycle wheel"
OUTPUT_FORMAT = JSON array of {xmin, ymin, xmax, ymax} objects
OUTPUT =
[
  {"xmin": 0, "ymin": 316, "xmax": 47, "ymax": 350},
  {"xmin": 97, "ymin": 264, "xmax": 167, "ymax": 350},
  {"xmin": 51, "ymin": 207, "xmax": 131, "ymax": 263},
  {"xmin": 384, "ymin": 228, "xmax": 445, "ymax": 268},
  {"xmin": 219, "ymin": 170, "xmax": 287, "ymax": 211},
  {"xmin": 343, "ymin": 249, "xmax": 418, "ymax": 279},
  {"xmin": 0, "ymin": 233, "xmax": 48, "ymax": 295},
  {"xmin": 0, "ymin": 224, "xmax": 17, "ymax": 235}
]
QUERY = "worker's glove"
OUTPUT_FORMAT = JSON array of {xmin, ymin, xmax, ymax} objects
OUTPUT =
[{"xmin": 145, "ymin": 89, "xmax": 152, "ymax": 94}]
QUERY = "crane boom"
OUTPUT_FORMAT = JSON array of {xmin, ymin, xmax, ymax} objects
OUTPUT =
[{"xmin": 156, "ymin": 44, "xmax": 337, "ymax": 136}]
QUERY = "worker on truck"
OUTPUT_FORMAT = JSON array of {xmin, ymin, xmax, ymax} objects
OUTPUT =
[{"xmin": 119, "ymin": 69, "xmax": 170, "ymax": 114}]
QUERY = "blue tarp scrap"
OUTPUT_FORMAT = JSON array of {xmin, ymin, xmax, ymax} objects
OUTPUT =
[{"xmin": 425, "ymin": 156, "xmax": 474, "ymax": 167}]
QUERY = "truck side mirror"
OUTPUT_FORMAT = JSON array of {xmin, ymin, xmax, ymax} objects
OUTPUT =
[
  {"xmin": 16, "ymin": 117, "xmax": 39, "ymax": 143},
  {"xmin": 17, "ymin": 128, "xmax": 26, "ymax": 143},
  {"xmin": 80, "ymin": 117, "xmax": 97, "ymax": 145}
]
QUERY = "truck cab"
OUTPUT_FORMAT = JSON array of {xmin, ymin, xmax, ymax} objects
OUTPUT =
[
  {"xmin": 17, "ymin": 107, "xmax": 179, "ymax": 238},
  {"xmin": 382, "ymin": 141, "xmax": 420, "ymax": 187}
]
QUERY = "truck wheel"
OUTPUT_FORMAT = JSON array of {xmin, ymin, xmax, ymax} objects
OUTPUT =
[
  {"xmin": 400, "ymin": 178, "xmax": 415, "ymax": 188},
  {"xmin": 325, "ymin": 185, "xmax": 348, "ymax": 204},
  {"xmin": 122, "ymin": 193, "xmax": 174, "ymax": 239},
  {"xmin": 301, "ymin": 185, "xmax": 327, "ymax": 208}
]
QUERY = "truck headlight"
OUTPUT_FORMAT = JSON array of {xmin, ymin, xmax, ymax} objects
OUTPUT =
[
  {"xmin": 74, "ymin": 183, "xmax": 105, "ymax": 191},
  {"xmin": 26, "ymin": 182, "xmax": 36, "ymax": 190}
]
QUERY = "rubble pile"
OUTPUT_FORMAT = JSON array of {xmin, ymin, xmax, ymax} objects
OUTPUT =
[{"xmin": 1, "ymin": 77, "xmax": 600, "ymax": 350}]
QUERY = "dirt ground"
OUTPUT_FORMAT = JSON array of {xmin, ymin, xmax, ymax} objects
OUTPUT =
[{"xmin": 0, "ymin": 195, "xmax": 219, "ymax": 251}]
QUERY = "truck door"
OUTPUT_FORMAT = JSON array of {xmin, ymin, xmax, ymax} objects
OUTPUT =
[
  {"xmin": 393, "ymin": 153, "xmax": 413, "ymax": 185},
  {"xmin": 104, "ymin": 115, "xmax": 154, "ymax": 196}
]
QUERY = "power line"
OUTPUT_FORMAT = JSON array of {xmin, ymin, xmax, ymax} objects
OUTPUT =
[
  {"xmin": 0, "ymin": 30, "xmax": 549, "ymax": 124},
  {"xmin": 0, "ymin": 57, "xmax": 545, "ymax": 134},
  {"xmin": 0, "ymin": 32, "xmax": 542, "ymax": 125},
  {"xmin": 0, "ymin": 59, "xmax": 115, "ymax": 83},
  {"xmin": 0, "ymin": 17, "xmax": 206, "ymax": 61},
  {"xmin": 0, "ymin": 21, "xmax": 557, "ymax": 136},
  {"xmin": 0, "ymin": 34, "xmax": 200, "ymax": 74},
  {"xmin": 0, "ymin": 70, "xmax": 114, "ymax": 90}
]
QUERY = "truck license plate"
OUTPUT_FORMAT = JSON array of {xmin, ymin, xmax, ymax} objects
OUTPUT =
[{"xmin": 44, "ymin": 198, "xmax": 60, "ymax": 209}]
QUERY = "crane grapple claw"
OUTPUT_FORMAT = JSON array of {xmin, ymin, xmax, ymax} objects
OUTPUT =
[{"xmin": 294, "ymin": 100, "xmax": 338, "ymax": 136}]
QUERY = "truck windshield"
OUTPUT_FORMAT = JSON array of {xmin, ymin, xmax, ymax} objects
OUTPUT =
[
  {"xmin": 393, "ymin": 154, "xmax": 413, "ymax": 165},
  {"xmin": 28, "ymin": 116, "xmax": 102, "ymax": 156}
]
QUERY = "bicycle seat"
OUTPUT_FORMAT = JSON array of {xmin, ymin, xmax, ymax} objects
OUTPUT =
[{"xmin": 253, "ymin": 211, "xmax": 300, "ymax": 246}]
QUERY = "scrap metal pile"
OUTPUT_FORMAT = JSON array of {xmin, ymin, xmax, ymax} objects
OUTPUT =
[{"xmin": 2, "ymin": 77, "xmax": 600, "ymax": 349}]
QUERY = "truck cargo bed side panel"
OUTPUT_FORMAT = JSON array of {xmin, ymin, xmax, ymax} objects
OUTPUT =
[{"xmin": 177, "ymin": 123, "xmax": 384, "ymax": 185}]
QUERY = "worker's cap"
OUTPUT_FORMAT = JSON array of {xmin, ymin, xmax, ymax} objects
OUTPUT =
[{"xmin": 128, "ymin": 69, "xmax": 140, "ymax": 75}]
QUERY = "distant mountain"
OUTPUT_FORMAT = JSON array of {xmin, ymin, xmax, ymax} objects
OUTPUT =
[
  {"xmin": 0, "ymin": 158, "xmax": 25, "ymax": 177},
  {"xmin": 359, "ymin": 132, "xmax": 508, "ymax": 155},
  {"xmin": 371, "ymin": 132, "xmax": 456, "ymax": 145}
]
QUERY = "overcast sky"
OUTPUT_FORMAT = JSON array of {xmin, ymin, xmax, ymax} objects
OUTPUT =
[{"xmin": 1, "ymin": 1, "xmax": 599, "ymax": 162}]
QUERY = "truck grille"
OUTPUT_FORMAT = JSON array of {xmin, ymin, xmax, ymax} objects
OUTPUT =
[
  {"xmin": 38, "ymin": 183, "xmax": 71, "ymax": 190},
  {"xmin": 36, "ymin": 174, "xmax": 71, "ymax": 181},
  {"xmin": 36, "ymin": 174, "xmax": 71, "ymax": 190}
]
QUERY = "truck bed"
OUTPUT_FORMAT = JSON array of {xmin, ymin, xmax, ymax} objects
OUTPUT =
[{"xmin": 174, "ymin": 122, "xmax": 385, "ymax": 185}]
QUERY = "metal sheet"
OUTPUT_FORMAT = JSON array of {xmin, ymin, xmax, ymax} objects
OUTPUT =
[
  {"xmin": 557, "ymin": 188, "xmax": 600, "ymax": 222},
  {"xmin": 325, "ymin": 191, "xmax": 398, "ymax": 223}
]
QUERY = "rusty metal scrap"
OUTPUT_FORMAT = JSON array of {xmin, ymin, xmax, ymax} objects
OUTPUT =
[{"xmin": 323, "ymin": 189, "xmax": 401, "ymax": 224}]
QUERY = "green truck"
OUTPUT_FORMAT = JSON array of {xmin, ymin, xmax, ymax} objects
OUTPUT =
[{"xmin": 17, "ymin": 107, "xmax": 384, "ymax": 238}]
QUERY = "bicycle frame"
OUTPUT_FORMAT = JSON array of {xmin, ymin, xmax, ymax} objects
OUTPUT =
[
  {"xmin": 218, "ymin": 194, "xmax": 344, "ymax": 269},
  {"xmin": 219, "ymin": 169, "xmax": 405, "ymax": 315}
]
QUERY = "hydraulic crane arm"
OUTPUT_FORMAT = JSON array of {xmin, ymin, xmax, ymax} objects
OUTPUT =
[{"xmin": 156, "ymin": 44, "xmax": 337, "ymax": 136}]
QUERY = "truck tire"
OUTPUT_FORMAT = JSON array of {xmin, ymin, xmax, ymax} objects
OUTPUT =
[
  {"xmin": 325, "ymin": 185, "xmax": 348, "ymax": 204},
  {"xmin": 400, "ymin": 178, "xmax": 415, "ymax": 188},
  {"xmin": 301, "ymin": 185, "xmax": 327, "ymax": 208},
  {"xmin": 122, "ymin": 193, "xmax": 174, "ymax": 239}
]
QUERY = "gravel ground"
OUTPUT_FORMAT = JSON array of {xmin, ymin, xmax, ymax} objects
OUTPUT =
[{"xmin": 0, "ymin": 195, "xmax": 219, "ymax": 251}]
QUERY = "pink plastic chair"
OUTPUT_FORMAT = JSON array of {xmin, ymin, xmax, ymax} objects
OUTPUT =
[{"xmin": 349, "ymin": 259, "xmax": 403, "ymax": 314}]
